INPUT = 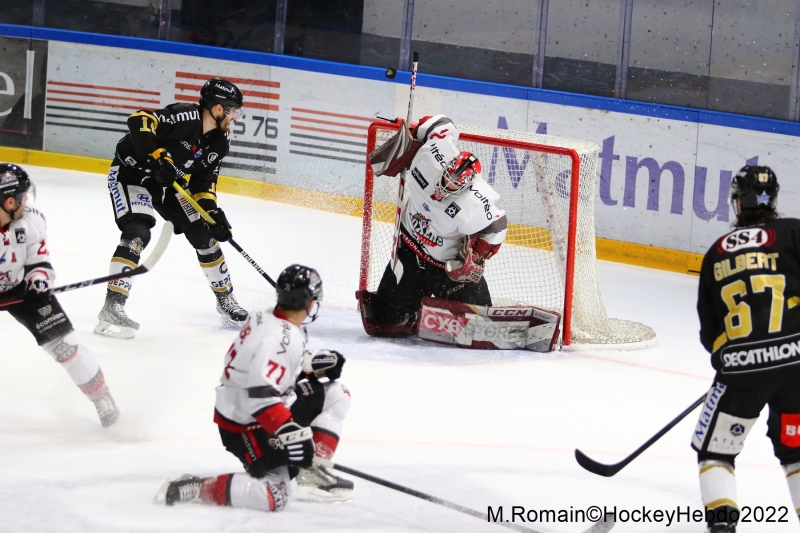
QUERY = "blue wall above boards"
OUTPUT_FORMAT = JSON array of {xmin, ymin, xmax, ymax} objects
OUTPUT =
[{"xmin": 2, "ymin": 23, "xmax": 800, "ymax": 138}]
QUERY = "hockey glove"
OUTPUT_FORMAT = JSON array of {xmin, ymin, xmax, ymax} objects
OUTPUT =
[
  {"xmin": 148, "ymin": 148, "xmax": 179, "ymax": 186},
  {"xmin": 303, "ymin": 349, "xmax": 346, "ymax": 381},
  {"xmin": 24, "ymin": 273, "xmax": 50, "ymax": 302},
  {"xmin": 445, "ymin": 235, "xmax": 485, "ymax": 283},
  {"xmin": 208, "ymin": 208, "xmax": 232, "ymax": 242},
  {"xmin": 276, "ymin": 422, "xmax": 315, "ymax": 467}
]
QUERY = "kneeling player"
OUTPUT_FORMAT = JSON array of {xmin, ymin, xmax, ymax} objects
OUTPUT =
[
  {"xmin": 0, "ymin": 164, "xmax": 119, "ymax": 427},
  {"xmin": 156, "ymin": 264, "xmax": 352, "ymax": 510},
  {"xmin": 358, "ymin": 115, "xmax": 507, "ymax": 336},
  {"xmin": 693, "ymin": 166, "xmax": 800, "ymax": 532}
]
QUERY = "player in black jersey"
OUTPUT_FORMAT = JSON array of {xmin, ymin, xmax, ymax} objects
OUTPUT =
[
  {"xmin": 96, "ymin": 78, "xmax": 248, "ymax": 339},
  {"xmin": 693, "ymin": 165, "xmax": 800, "ymax": 532}
]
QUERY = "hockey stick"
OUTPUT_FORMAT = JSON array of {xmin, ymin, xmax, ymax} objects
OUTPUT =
[
  {"xmin": 575, "ymin": 394, "xmax": 705, "ymax": 477},
  {"xmin": 172, "ymin": 182, "xmax": 277, "ymax": 288},
  {"xmin": 0, "ymin": 221, "xmax": 173, "ymax": 309},
  {"xmin": 313, "ymin": 457, "xmax": 615, "ymax": 533},
  {"xmin": 388, "ymin": 51, "xmax": 419, "ymax": 277}
]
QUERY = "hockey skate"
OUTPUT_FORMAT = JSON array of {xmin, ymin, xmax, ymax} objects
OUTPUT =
[
  {"xmin": 94, "ymin": 291, "xmax": 139, "ymax": 340},
  {"xmin": 215, "ymin": 290, "xmax": 248, "ymax": 327},
  {"xmin": 294, "ymin": 464, "xmax": 354, "ymax": 503},
  {"xmin": 154, "ymin": 474, "xmax": 205, "ymax": 505},
  {"xmin": 94, "ymin": 394, "xmax": 120, "ymax": 428}
]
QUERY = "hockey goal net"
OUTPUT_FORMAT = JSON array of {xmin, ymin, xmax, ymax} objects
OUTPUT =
[{"xmin": 359, "ymin": 121, "xmax": 656, "ymax": 347}]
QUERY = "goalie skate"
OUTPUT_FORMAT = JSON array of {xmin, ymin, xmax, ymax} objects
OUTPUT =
[
  {"xmin": 215, "ymin": 291, "xmax": 248, "ymax": 327},
  {"xmin": 294, "ymin": 464, "xmax": 354, "ymax": 503},
  {"xmin": 154, "ymin": 474, "xmax": 205, "ymax": 505},
  {"xmin": 94, "ymin": 292, "xmax": 139, "ymax": 340},
  {"xmin": 94, "ymin": 394, "xmax": 120, "ymax": 428}
]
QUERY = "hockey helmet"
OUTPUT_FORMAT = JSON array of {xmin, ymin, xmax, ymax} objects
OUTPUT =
[
  {"xmin": 276, "ymin": 264, "xmax": 323, "ymax": 321},
  {"xmin": 0, "ymin": 163, "xmax": 33, "ymax": 208},
  {"xmin": 432, "ymin": 151, "xmax": 481, "ymax": 201},
  {"xmin": 730, "ymin": 165, "xmax": 779, "ymax": 213},
  {"xmin": 200, "ymin": 78, "xmax": 244, "ymax": 117}
]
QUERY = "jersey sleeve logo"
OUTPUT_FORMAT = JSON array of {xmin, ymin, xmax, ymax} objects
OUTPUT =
[
  {"xmin": 411, "ymin": 167, "xmax": 429, "ymax": 189},
  {"xmin": 444, "ymin": 202, "xmax": 461, "ymax": 218},
  {"xmin": 14, "ymin": 228, "xmax": 25, "ymax": 244},
  {"xmin": 717, "ymin": 227, "xmax": 775, "ymax": 253}
]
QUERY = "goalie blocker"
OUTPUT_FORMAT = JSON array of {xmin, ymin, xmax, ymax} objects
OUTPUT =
[{"xmin": 357, "ymin": 292, "xmax": 560, "ymax": 352}]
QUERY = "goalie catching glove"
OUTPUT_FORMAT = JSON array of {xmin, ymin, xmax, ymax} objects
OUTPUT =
[
  {"xmin": 445, "ymin": 235, "xmax": 501, "ymax": 283},
  {"xmin": 147, "ymin": 148, "xmax": 179, "ymax": 186},
  {"xmin": 303, "ymin": 349, "xmax": 345, "ymax": 381},
  {"xmin": 276, "ymin": 422, "xmax": 315, "ymax": 467}
]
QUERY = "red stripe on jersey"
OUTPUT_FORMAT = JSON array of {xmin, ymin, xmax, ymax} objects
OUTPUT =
[
  {"xmin": 253, "ymin": 403, "xmax": 292, "ymax": 434},
  {"xmin": 312, "ymin": 428, "xmax": 339, "ymax": 460},
  {"xmin": 213, "ymin": 409, "xmax": 256, "ymax": 433}
]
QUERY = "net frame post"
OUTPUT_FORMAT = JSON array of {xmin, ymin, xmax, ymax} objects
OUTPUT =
[{"xmin": 360, "ymin": 120, "xmax": 582, "ymax": 346}]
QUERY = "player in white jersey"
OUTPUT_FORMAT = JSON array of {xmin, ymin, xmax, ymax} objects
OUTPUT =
[
  {"xmin": 0, "ymin": 164, "xmax": 119, "ymax": 427},
  {"xmin": 359, "ymin": 115, "xmax": 508, "ymax": 336},
  {"xmin": 156, "ymin": 264, "xmax": 352, "ymax": 511}
]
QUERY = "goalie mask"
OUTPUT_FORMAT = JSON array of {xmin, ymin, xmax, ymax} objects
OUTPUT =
[
  {"xmin": 730, "ymin": 165, "xmax": 779, "ymax": 215},
  {"xmin": 276, "ymin": 264, "xmax": 324, "ymax": 322},
  {"xmin": 432, "ymin": 151, "xmax": 481, "ymax": 201}
]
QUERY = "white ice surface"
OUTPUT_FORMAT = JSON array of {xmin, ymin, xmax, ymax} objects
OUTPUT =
[{"xmin": 0, "ymin": 167, "xmax": 793, "ymax": 532}]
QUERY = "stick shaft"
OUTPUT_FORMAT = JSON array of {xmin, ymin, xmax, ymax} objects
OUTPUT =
[
  {"xmin": 0, "ymin": 221, "xmax": 173, "ymax": 308},
  {"xmin": 389, "ymin": 51, "xmax": 419, "ymax": 272},
  {"xmin": 172, "ymin": 182, "xmax": 276, "ymax": 287},
  {"xmin": 575, "ymin": 394, "xmax": 705, "ymax": 476}
]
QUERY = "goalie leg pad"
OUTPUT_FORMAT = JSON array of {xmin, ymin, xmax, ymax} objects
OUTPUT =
[{"xmin": 417, "ymin": 297, "xmax": 561, "ymax": 351}]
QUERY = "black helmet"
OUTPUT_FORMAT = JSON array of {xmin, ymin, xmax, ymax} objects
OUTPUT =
[
  {"xmin": 731, "ymin": 165, "xmax": 779, "ymax": 211},
  {"xmin": 0, "ymin": 163, "xmax": 32, "ymax": 206},
  {"xmin": 200, "ymin": 78, "xmax": 243, "ymax": 111},
  {"xmin": 276, "ymin": 264, "xmax": 323, "ymax": 318}
]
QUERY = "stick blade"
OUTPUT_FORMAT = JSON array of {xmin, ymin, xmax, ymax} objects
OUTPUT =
[
  {"xmin": 141, "ymin": 221, "xmax": 173, "ymax": 271},
  {"xmin": 574, "ymin": 449, "xmax": 622, "ymax": 477}
]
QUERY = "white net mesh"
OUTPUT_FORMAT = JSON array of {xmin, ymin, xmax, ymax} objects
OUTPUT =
[{"xmin": 362, "ymin": 123, "xmax": 656, "ymax": 345}]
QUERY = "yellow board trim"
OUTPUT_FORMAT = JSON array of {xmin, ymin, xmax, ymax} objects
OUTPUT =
[{"xmin": 0, "ymin": 146, "xmax": 707, "ymax": 275}]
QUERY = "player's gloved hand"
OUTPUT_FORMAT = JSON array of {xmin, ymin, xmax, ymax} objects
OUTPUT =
[
  {"xmin": 147, "ymin": 148, "xmax": 179, "ymax": 186},
  {"xmin": 208, "ymin": 208, "xmax": 232, "ymax": 242},
  {"xmin": 25, "ymin": 274, "xmax": 51, "ymax": 301},
  {"xmin": 303, "ymin": 349, "xmax": 346, "ymax": 381},
  {"xmin": 445, "ymin": 255, "xmax": 484, "ymax": 283},
  {"xmin": 276, "ymin": 422, "xmax": 315, "ymax": 467}
]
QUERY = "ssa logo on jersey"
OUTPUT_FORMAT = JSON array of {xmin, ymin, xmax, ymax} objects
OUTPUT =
[{"xmin": 718, "ymin": 228, "xmax": 775, "ymax": 253}]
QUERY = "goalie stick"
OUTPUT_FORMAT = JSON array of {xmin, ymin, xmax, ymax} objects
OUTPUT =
[
  {"xmin": 388, "ymin": 51, "xmax": 419, "ymax": 278},
  {"xmin": 0, "ymin": 221, "xmax": 173, "ymax": 309},
  {"xmin": 575, "ymin": 394, "xmax": 705, "ymax": 477},
  {"xmin": 313, "ymin": 457, "xmax": 615, "ymax": 533},
  {"xmin": 172, "ymin": 181, "xmax": 277, "ymax": 288}
]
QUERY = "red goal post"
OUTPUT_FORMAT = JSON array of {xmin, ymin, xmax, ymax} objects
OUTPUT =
[{"xmin": 359, "ymin": 120, "xmax": 656, "ymax": 348}]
